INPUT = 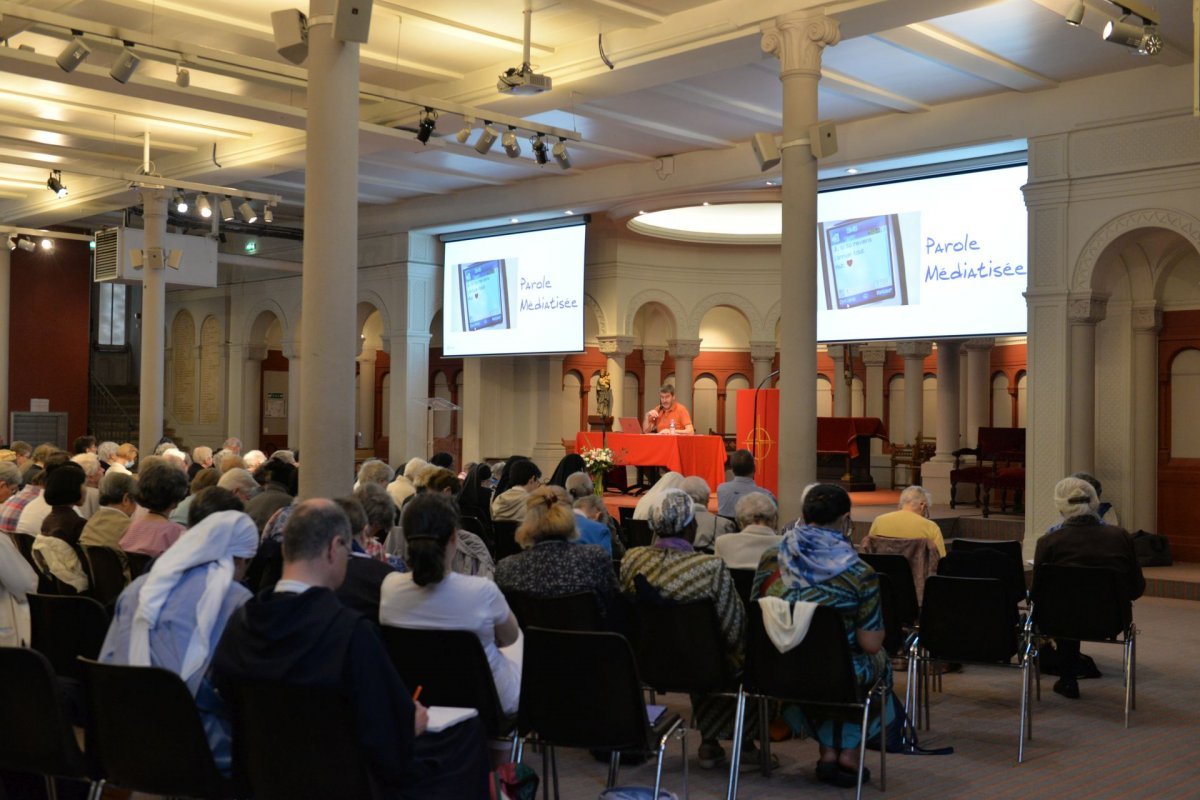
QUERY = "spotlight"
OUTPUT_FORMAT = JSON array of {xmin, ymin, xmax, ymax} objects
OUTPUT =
[
  {"xmin": 552, "ymin": 139, "xmax": 571, "ymax": 170},
  {"xmin": 238, "ymin": 200, "xmax": 258, "ymax": 223},
  {"xmin": 455, "ymin": 122, "xmax": 472, "ymax": 144},
  {"xmin": 264, "ymin": 206, "xmax": 274, "ymax": 224},
  {"xmin": 1103, "ymin": 18, "xmax": 1161, "ymax": 54},
  {"xmin": 416, "ymin": 108, "xmax": 437, "ymax": 145},
  {"xmin": 196, "ymin": 194, "xmax": 212, "ymax": 218},
  {"xmin": 16, "ymin": 238, "xmax": 36, "ymax": 252},
  {"xmin": 175, "ymin": 63, "xmax": 190, "ymax": 88},
  {"xmin": 474, "ymin": 123, "xmax": 498, "ymax": 154},
  {"xmin": 110, "ymin": 45, "xmax": 141, "ymax": 84},
  {"xmin": 219, "ymin": 197, "xmax": 235, "ymax": 221},
  {"xmin": 531, "ymin": 134, "xmax": 548, "ymax": 165},
  {"xmin": 1065, "ymin": 2, "xmax": 1084, "ymax": 26},
  {"xmin": 40, "ymin": 238, "xmax": 53, "ymax": 251},
  {"xmin": 174, "ymin": 192, "xmax": 188, "ymax": 213},
  {"xmin": 502, "ymin": 127, "xmax": 520, "ymax": 158},
  {"xmin": 56, "ymin": 35, "xmax": 91, "ymax": 72},
  {"xmin": 46, "ymin": 170, "xmax": 68, "ymax": 198}
]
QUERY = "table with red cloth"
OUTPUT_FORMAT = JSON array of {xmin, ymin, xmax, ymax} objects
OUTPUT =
[
  {"xmin": 816, "ymin": 416, "xmax": 888, "ymax": 490},
  {"xmin": 574, "ymin": 432, "xmax": 727, "ymax": 490}
]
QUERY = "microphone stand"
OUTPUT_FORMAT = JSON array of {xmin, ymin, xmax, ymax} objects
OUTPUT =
[{"xmin": 751, "ymin": 369, "xmax": 782, "ymax": 460}]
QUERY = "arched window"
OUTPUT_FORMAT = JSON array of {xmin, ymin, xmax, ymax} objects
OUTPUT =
[
  {"xmin": 198, "ymin": 316, "xmax": 222, "ymax": 424},
  {"xmin": 171, "ymin": 311, "xmax": 196, "ymax": 423}
]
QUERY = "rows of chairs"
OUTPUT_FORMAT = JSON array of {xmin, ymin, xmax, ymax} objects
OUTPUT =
[{"xmin": 6, "ymin": 531, "xmax": 148, "ymax": 609}]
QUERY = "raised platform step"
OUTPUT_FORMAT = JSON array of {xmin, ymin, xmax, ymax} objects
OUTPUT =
[{"xmin": 1143, "ymin": 563, "xmax": 1200, "ymax": 602}]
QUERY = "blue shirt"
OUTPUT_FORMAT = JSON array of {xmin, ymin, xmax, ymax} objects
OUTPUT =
[
  {"xmin": 574, "ymin": 513, "xmax": 613, "ymax": 555},
  {"xmin": 716, "ymin": 476, "xmax": 775, "ymax": 519}
]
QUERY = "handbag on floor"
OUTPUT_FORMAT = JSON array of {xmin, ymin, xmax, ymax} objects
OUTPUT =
[{"xmin": 1131, "ymin": 530, "xmax": 1172, "ymax": 567}]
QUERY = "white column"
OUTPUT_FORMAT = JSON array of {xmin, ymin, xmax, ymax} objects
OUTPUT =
[
  {"xmin": 667, "ymin": 338, "xmax": 702, "ymax": 414},
  {"xmin": 829, "ymin": 346, "xmax": 850, "ymax": 418},
  {"xmin": 356, "ymin": 348, "xmax": 377, "ymax": 448},
  {"xmin": 897, "ymin": 341, "xmax": 932, "ymax": 445},
  {"xmin": 933, "ymin": 340, "xmax": 961, "ymax": 462},
  {"xmin": 642, "ymin": 346, "xmax": 666, "ymax": 412},
  {"xmin": 860, "ymin": 345, "xmax": 886, "ymax": 459},
  {"xmin": 1130, "ymin": 302, "xmax": 1160, "ymax": 533},
  {"xmin": 964, "ymin": 337, "xmax": 994, "ymax": 448},
  {"xmin": 297, "ymin": 0, "xmax": 359, "ymax": 499},
  {"xmin": 460, "ymin": 357, "xmax": 482, "ymax": 466},
  {"xmin": 750, "ymin": 341, "xmax": 776, "ymax": 388},
  {"xmin": 243, "ymin": 346, "xmax": 266, "ymax": 450},
  {"xmin": 0, "ymin": 245, "xmax": 10, "ymax": 442},
  {"xmin": 282, "ymin": 341, "xmax": 301, "ymax": 450},
  {"xmin": 531, "ymin": 356, "xmax": 564, "ymax": 475},
  {"xmin": 138, "ymin": 188, "xmax": 169, "ymax": 455},
  {"xmin": 385, "ymin": 332, "xmax": 433, "ymax": 467},
  {"xmin": 1068, "ymin": 295, "xmax": 1106, "ymax": 475},
  {"xmin": 762, "ymin": 11, "xmax": 841, "ymax": 523},
  {"xmin": 597, "ymin": 335, "xmax": 634, "ymax": 421}
]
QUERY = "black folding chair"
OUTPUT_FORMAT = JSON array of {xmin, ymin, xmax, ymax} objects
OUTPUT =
[
  {"xmin": 28, "ymin": 594, "xmax": 109, "ymax": 682},
  {"xmin": 1031, "ymin": 563, "xmax": 1137, "ymax": 727},
  {"xmin": 79, "ymin": 658, "xmax": 235, "ymax": 799},
  {"xmin": 728, "ymin": 568, "xmax": 755, "ymax": 607},
  {"xmin": 229, "ymin": 681, "xmax": 374, "ymax": 800},
  {"xmin": 0, "ymin": 648, "xmax": 96, "ymax": 800},
  {"xmin": 910, "ymin": 575, "xmax": 1034, "ymax": 762},
  {"xmin": 860, "ymin": 553, "xmax": 919, "ymax": 628},
  {"xmin": 938, "ymin": 547, "xmax": 1027, "ymax": 609},
  {"xmin": 518, "ymin": 627, "xmax": 686, "ymax": 800},
  {"xmin": 81, "ymin": 546, "xmax": 128, "ymax": 607},
  {"xmin": 378, "ymin": 626, "xmax": 514, "ymax": 740},
  {"xmin": 459, "ymin": 515, "xmax": 494, "ymax": 553},
  {"xmin": 875, "ymin": 572, "xmax": 904, "ymax": 658},
  {"xmin": 625, "ymin": 519, "xmax": 654, "ymax": 548},
  {"xmin": 123, "ymin": 551, "xmax": 152, "ymax": 578},
  {"xmin": 949, "ymin": 538, "xmax": 1023, "ymax": 566},
  {"xmin": 729, "ymin": 602, "xmax": 888, "ymax": 800},
  {"xmin": 492, "ymin": 520, "xmax": 521, "ymax": 560},
  {"xmin": 502, "ymin": 590, "xmax": 603, "ymax": 632}
]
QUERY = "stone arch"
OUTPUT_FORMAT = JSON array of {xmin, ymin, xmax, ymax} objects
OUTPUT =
[
  {"xmin": 242, "ymin": 298, "xmax": 290, "ymax": 345},
  {"xmin": 689, "ymin": 292, "xmax": 763, "ymax": 339},
  {"xmin": 762, "ymin": 299, "xmax": 782, "ymax": 343},
  {"xmin": 167, "ymin": 308, "xmax": 195, "ymax": 350},
  {"xmin": 1072, "ymin": 208, "xmax": 1200, "ymax": 294},
  {"xmin": 583, "ymin": 294, "xmax": 608, "ymax": 338},
  {"xmin": 624, "ymin": 289, "xmax": 688, "ymax": 338},
  {"xmin": 357, "ymin": 289, "xmax": 392, "ymax": 337}
]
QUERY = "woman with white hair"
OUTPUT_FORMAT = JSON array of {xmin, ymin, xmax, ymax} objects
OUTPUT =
[
  {"xmin": 714, "ymin": 492, "xmax": 781, "ymax": 570},
  {"xmin": 100, "ymin": 510, "xmax": 259, "ymax": 774},
  {"xmin": 682, "ymin": 475, "xmax": 733, "ymax": 550},
  {"xmin": 1032, "ymin": 476, "xmax": 1145, "ymax": 700}
]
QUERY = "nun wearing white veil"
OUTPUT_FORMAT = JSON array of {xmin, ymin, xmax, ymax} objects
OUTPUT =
[{"xmin": 99, "ymin": 510, "xmax": 258, "ymax": 774}]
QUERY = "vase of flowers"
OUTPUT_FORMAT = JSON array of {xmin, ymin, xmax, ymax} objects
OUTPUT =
[{"xmin": 580, "ymin": 446, "xmax": 615, "ymax": 497}]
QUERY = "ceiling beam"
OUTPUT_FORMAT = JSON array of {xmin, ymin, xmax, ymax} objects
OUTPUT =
[
  {"xmin": 874, "ymin": 23, "xmax": 1058, "ymax": 92},
  {"xmin": 820, "ymin": 69, "xmax": 931, "ymax": 113},
  {"xmin": 572, "ymin": 103, "xmax": 737, "ymax": 148},
  {"xmin": 652, "ymin": 83, "xmax": 783, "ymax": 127}
]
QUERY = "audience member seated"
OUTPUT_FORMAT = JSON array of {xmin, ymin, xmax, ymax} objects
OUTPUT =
[
  {"xmin": 632, "ymin": 470, "xmax": 686, "ymax": 521},
  {"xmin": 96, "ymin": 441, "xmax": 118, "ymax": 471},
  {"xmin": 717, "ymin": 449, "xmax": 775, "ymax": 519},
  {"xmin": 457, "ymin": 463, "xmax": 493, "ymax": 524},
  {"xmin": 684, "ymin": 475, "xmax": 734, "ymax": 551},
  {"xmin": 334, "ymin": 496, "xmax": 397, "ymax": 620},
  {"xmin": 426, "ymin": 468, "xmax": 494, "ymax": 580},
  {"xmin": 2, "ymin": 466, "xmax": 42, "ymax": 536},
  {"xmin": 217, "ymin": 467, "xmax": 259, "ymax": 506},
  {"xmin": 752, "ymin": 484, "xmax": 889, "ymax": 789},
  {"xmin": 388, "ymin": 457, "xmax": 426, "ymax": 509},
  {"xmin": 490, "ymin": 459, "xmax": 542, "ymax": 523},
  {"xmin": 1034, "ymin": 476, "xmax": 1145, "ymax": 700},
  {"xmin": 563, "ymin": 471, "xmax": 593, "ymax": 503},
  {"xmin": 380, "ymin": 493, "xmax": 522, "ymax": 716},
  {"xmin": 715, "ymin": 493, "xmax": 781, "ymax": 570},
  {"xmin": 1069, "ymin": 471, "xmax": 1120, "ymax": 528},
  {"xmin": 355, "ymin": 458, "xmax": 393, "ymax": 493},
  {"xmin": 172, "ymin": 467, "xmax": 220, "ymax": 526},
  {"xmin": 188, "ymin": 487, "xmax": 247, "ymax": 528},
  {"xmin": 354, "ymin": 482, "xmax": 399, "ymax": 564},
  {"xmin": 245, "ymin": 459, "xmax": 297, "ymax": 532},
  {"xmin": 107, "ymin": 443, "xmax": 138, "ymax": 475},
  {"xmin": 546, "ymin": 453, "xmax": 586, "ymax": 489},
  {"xmin": 571, "ymin": 493, "xmax": 615, "ymax": 555},
  {"xmin": 221, "ymin": 437, "xmax": 243, "ymax": 456},
  {"xmin": 241, "ymin": 449, "xmax": 267, "ymax": 473},
  {"xmin": 619, "ymin": 488, "xmax": 753, "ymax": 770},
  {"xmin": 867, "ymin": 485, "xmax": 946, "ymax": 557},
  {"xmin": 212, "ymin": 499, "xmax": 489, "ymax": 798},
  {"xmin": 33, "ymin": 464, "xmax": 91, "ymax": 592},
  {"xmin": 70, "ymin": 452, "xmax": 103, "ymax": 519},
  {"xmin": 189, "ymin": 446, "xmax": 214, "ymax": 480},
  {"xmin": 101, "ymin": 510, "xmax": 258, "ymax": 774},
  {"xmin": 497, "ymin": 487, "xmax": 620, "ymax": 622},
  {"xmin": 0, "ymin": 522, "xmax": 37, "ymax": 646},
  {"xmin": 429, "ymin": 451, "xmax": 455, "ymax": 471},
  {"xmin": 119, "ymin": 458, "xmax": 190, "ymax": 558},
  {"xmin": 73, "ymin": 435, "xmax": 97, "ymax": 456},
  {"xmin": 16, "ymin": 450, "xmax": 70, "ymax": 536},
  {"xmin": 0, "ymin": 461, "xmax": 27, "ymax": 535}
]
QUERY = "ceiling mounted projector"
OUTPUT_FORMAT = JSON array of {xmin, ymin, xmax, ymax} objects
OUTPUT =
[{"xmin": 498, "ymin": 65, "xmax": 552, "ymax": 95}]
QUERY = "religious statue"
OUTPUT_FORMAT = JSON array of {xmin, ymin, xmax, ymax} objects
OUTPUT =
[{"xmin": 596, "ymin": 370, "xmax": 613, "ymax": 420}]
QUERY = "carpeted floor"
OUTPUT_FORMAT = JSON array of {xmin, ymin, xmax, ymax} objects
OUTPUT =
[{"xmin": 542, "ymin": 596, "xmax": 1200, "ymax": 799}]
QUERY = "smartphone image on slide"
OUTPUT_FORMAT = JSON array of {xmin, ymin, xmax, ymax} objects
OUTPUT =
[
  {"xmin": 820, "ymin": 214, "xmax": 908, "ymax": 310},
  {"xmin": 459, "ymin": 259, "xmax": 511, "ymax": 332}
]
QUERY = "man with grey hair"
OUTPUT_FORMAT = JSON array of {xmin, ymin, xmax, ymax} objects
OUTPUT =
[
  {"xmin": 242, "ymin": 450, "xmax": 267, "ymax": 473},
  {"xmin": 80, "ymin": 471, "xmax": 138, "ymax": 570},
  {"xmin": 0, "ymin": 462, "xmax": 22, "ymax": 507},
  {"xmin": 355, "ymin": 459, "xmax": 393, "ymax": 492},
  {"xmin": 563, "ymin": 471, "xmax": 593, "ymax": 502},
  {"xmin": 716, "ymin": 449, "xmax": 774, "ymax": 519},
  {"xmin": 191, "ymin": 446, "xmax": 214, "ymax": 480},
  {"xmin": 217, "ymin": 468, "xmax": 260, "ymax": 505},
  {"xmin": 212, "ymin": 498, "xmax": 489, "ymax": 797},
  {"xmin": 388, "ymin": 457, "xmax": 426, "ymax": 508},
  {"xmin": 867, "ymin": 484, "xmax": 946, "ymax": 557},
  {"xmin": 571, "ymin": 494, "xmax": 614, "ymax": 555},
  {"xmin": 221, "ymin": 437, "xmax": 243, "ymax": 456},
  {"xmin": 97, "ymin": 441, "xmax": 119, "ymax": 469},
  {"xmin": 714, "ymin": 492, "xmax": 780, "ymax": 569},
  {"xmin": 1033, "ymin": 476, "xmax": 1144, "ymax": 699},
  {"xmin": 682, "ymin": 475, "xmax": 733, "ymax": 551}
]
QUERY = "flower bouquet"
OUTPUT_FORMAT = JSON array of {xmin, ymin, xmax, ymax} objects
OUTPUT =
[{"xmin": 580, "ymin": 446, "xmax": 616, "ymax": 496}]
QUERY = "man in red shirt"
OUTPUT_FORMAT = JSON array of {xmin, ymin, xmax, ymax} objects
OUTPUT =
[{"xmin": 642, "ymin": 385, "xmax": 694, "ymax": 434}]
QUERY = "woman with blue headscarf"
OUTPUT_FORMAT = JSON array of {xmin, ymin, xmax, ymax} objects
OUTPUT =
[{"xmin": 752, "ymin": 483, "xmax": 889, "ymax": 789}]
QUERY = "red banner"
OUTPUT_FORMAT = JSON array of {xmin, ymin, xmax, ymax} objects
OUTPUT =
[{"xmin": 735, "ymin": 388, "xmax": 779, "ymax": 496}]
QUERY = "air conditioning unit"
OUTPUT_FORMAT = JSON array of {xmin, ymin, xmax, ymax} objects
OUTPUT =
[{"xmin": 93, "ymin": 227, "xmax": 218, "ymax": 288}]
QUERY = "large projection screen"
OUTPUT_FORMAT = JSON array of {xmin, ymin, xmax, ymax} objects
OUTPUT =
[
  {"xmin": 442, "ymin": 223, "xmax": 586, "ymax": 357},
  {"xmin": 816, "ymin": 165, "xmax": 1028, "ymax": 343}
]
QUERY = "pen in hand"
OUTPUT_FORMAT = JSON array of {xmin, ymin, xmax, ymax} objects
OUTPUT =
[{"xmin": 412, "ymin": 685, "xmax": 423, "ymax": 702}]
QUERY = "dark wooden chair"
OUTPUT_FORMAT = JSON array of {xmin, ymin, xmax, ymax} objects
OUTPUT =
[{"xmin": 950, "ymin": 427, "xmax": 1025, "ymax": 509}]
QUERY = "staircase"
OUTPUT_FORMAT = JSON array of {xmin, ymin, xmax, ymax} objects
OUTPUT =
[{"xmin": 88, "ymin": 376, "xmax": 138, "ymax": 445}]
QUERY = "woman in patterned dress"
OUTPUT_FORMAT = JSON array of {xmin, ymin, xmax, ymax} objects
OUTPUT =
[{"xmin": 752, "ymin": 483, "xmax": 890, "ymax": 788}]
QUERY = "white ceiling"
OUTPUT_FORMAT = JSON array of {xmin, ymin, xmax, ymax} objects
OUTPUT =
[{"xmin": 0, "ymin": 0, "xmax": 1191, "ymax": 242}]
